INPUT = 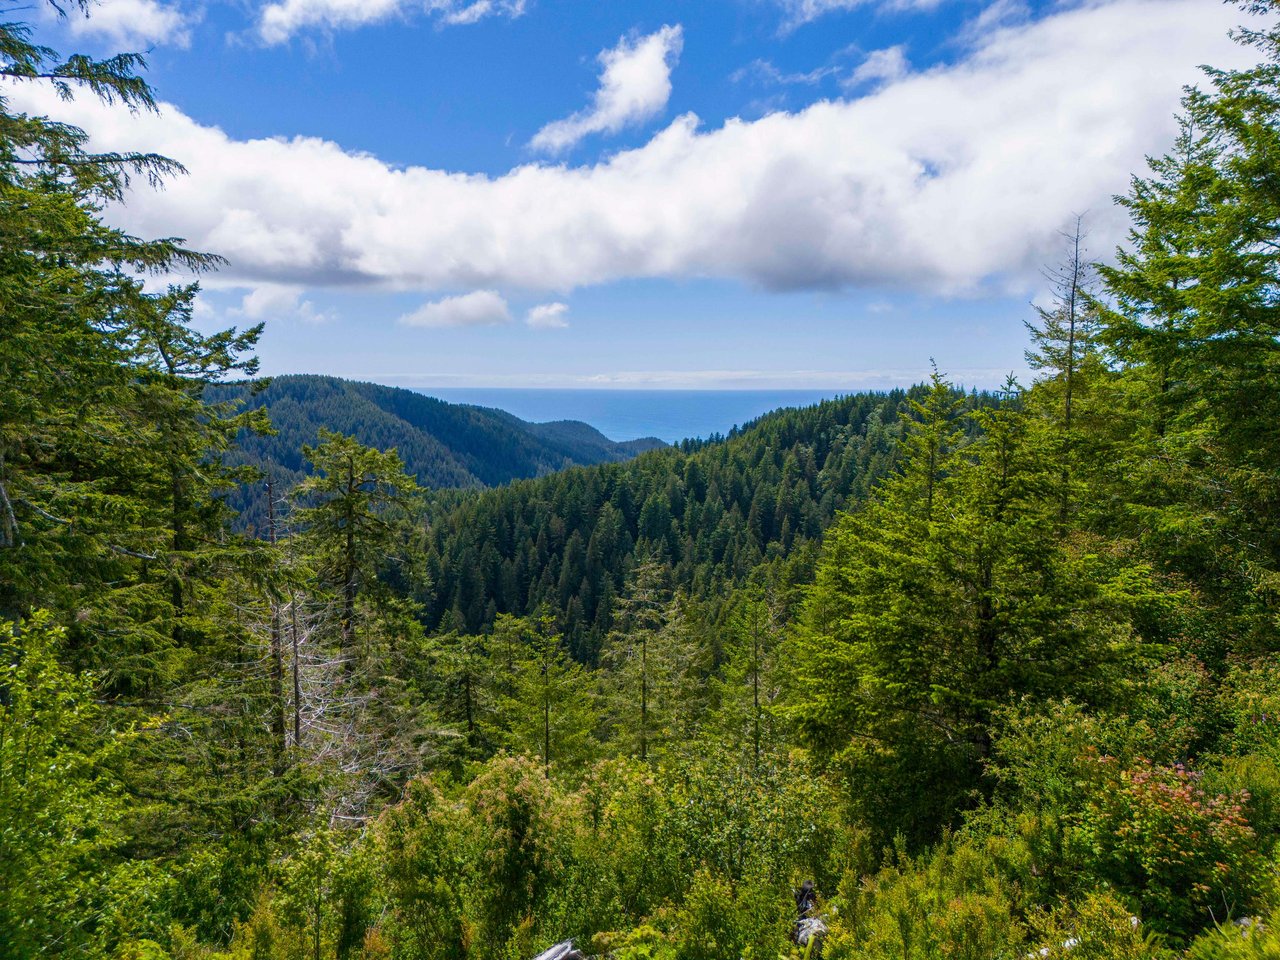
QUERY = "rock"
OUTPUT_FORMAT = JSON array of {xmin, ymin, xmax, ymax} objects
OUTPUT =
[{"xmin": 531, "ymin": 941, "xmax": 585, "ymax": 960}]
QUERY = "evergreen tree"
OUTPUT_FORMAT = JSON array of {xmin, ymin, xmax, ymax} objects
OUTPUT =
[
  {"xmin": 717, "ymin": 586, "xmax": 781, "ymax": 773},
  {"xmin": 0, "ymin": 0, "xmax": 228, "ymax": 661},
  {"xmin": 293, "ymin": 430, "xmax": 419, "ymax": 669},
  {"xmin": 501, "ymin": 616, "xmax": 598, "ymax": 773},
  {"xmin": 1095, "ymin": 1, "xmax": 1280, "ymax": 652},
  {"xmin": 788, "ymin": 377, "xmax": 1150, "ymax": 846},
  {"xmin": 599, "ymin": 559, "xmax": 672, "ymax": 760},
  {"xmin": 1025, "ymin": 217, "xmax": 1106, "ymax": 520}
]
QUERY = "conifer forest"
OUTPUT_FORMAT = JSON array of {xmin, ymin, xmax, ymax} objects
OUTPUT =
[{"xmin": 5, "ymin": 1, "xmax": 1280, "ymax": 959}]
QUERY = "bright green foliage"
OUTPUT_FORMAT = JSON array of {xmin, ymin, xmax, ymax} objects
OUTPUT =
[
  {"xmin": 970, "ymin": 702, "xmax": 1266, "ymax": 943},
  {"xmin": 13, "ymin": 2, "xmax": 1280, "ymax": 958},
  {"xmin": 376, "ymin": 777, "xmax": 470, "ymax": 960},
  {"xmin": 1205, "ymin": 658, "xmax": 1280, "ymax": 844},
  {"xmin": 0, "ymin": 613, "xmax": 112, "ymax": 956},
  {"xmin": 424, "ymin": 629, "xmax": 494, "ymax": 759},
  {"xmin": 1187, "ymin": 913, "xmax": 1280, "ymax": 960},
  {"xmin": 1030, "ymin": 892, "xmax": 1171, "ymax": 960},
  {"xmin": 660, "ymin": 753, "xmax": 848, "ymax": 893},
  {"xmin": 710, "ymin": 585, "xmax": 783, "ymax": 770},
  {"xmin": 671, "ymin": 869, "xmax": 791, "ymax": 960},
  {"xmin": 464, "ymin": 756, "xmax": 575, "ymax": 954},
  {"xmin": 252, "ymin": 752, "xmax": 850, "ymax": 960},
  {"xmin": 1094, "ymin": 0, "xmax": 1280, "ymax": 654},
  {"xmin": 599, "ymin": 560, "xmax": 672, "ymax": 760},
  {"xmin": 598, "ymin": 561, "xmax": 705, "ymax": 761},
  {"xmin": 500, "ymin": 617, "xmax": 599, "ymax": 773},
  {"xmin": 1074, "ymin": 756, "xmax": 1263, "ymax": 940},
  {"xmin": 824, "ymin": 837, "xmax": 1027, "ymax": 960},
  {"xmin": 0, "ymin": 613, "xmax": 170, "ymax": 959},
  {"xmin": 969, "ymin": 700, "xmax": 1160, "ymax": 904}
]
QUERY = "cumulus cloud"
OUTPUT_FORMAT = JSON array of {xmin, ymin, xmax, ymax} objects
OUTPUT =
[
  {"xmin": 530, "ymin": 25, "xmax": 684, "ymax": 154},
  {"xmin": 399, "ymin": 290, "xmax": 512, "ymax": 328},
  {"xmin": 254, "ymin": 0, "xmax": 524, "ymax": 45},
  {"xmin": 233, "ymin": 284, "xmax": 334, "ymax": 324},
  {"xmin": 526, "ymin": 302, "xmax": 569, "ymax": 329},
  {"xmin": 62, "ymin": 0, "xmax": 198, "ymax": 49},
  {"xmin": 844, "ymin": 46, "xmax": 909, "ymax": 89},
  {"xmin": 4, "ymin": 0, "xmax": 1256, "ymax": 301}
]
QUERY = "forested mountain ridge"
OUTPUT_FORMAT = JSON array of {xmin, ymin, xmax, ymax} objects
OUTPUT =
[
  {"xmin": 416, "ymin": 388, "xmax": 996, "ymax": 656},
  {"xmin": 207, "ymin": 374, "xmax": 664, "ymax": 530}
]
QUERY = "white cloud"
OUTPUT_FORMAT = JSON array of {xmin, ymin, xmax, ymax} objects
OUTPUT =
[
  {"xmin": 732, "ymin": 58, "xmax": 840, "ymax": 87},
  {"xmin": 399, "ymin": 290, "xmax": 511, "ymax": 328},
  {"xmin": 845, "ymin": 46, "xmax": 909, "ymax": 89},
  {"xmin": 62, "ymin": 0, "xmax": 197, "ymax": 49},
  {"xmin": 530, "ymin": 25, "xmax": 684, "ymax": 154},
  {"xmin": 437, "ymin": 0, "xmax": 526, "ymax": 26},
  {"xmin": 776, "ymin": 0, "xmax": 946, "ymax": 31},
  {"xmin": 526, "ymin": 302, "xmax": 569, "ymax": 329},
  {"xmin": 5, "ymin": 0, "xmax": 1257, "ymax": 301},
  {"xmin": 232, "ymin": 284, "xmax": 334, "ymax": 324},
  {"xmin": 254, "ymin": 0, "xmax": 524, "ymax": 45},
  {"xmin": 960, "ymin": 0, "xmax": 1031, "ymax": 43}
]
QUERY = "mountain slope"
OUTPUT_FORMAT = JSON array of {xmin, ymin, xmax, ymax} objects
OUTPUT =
[
  {"xmin": 417, "ymin": 390, "xmax": 906, "ymax": 658},
  {"xmin": 416, "ymin": 385, "xmax": 1003, "ymax": 660},
  {"xmin": 208, "ymin": 375, "xmax": 664, "ymax": 529}
]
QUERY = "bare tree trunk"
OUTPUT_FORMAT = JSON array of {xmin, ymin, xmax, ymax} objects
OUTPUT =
[
  {"xmin": 1060, "ymin": 216, "xmax": 1087, "ymax": 522},
  {"xmin": 752, "ymin": 610, "xmax": 761, "ymax": 775},
  {"xmin": 341, "ymin": 457, "xmax": 358, "ymax": 674},
  {"xmin": 640, "ymin": 633, "xmax": 648, "ymax": 762},
  {"xmin": 0, "ymin": 451, "xmax": 19, "ymax": 549},
  {"xmin": 291, "ymin": 596, "xmax": 303, "ymax": 748},
  {"xmin": 267, "ymin": 477, "xmax": 286, "ymax": 774},
  {"xmin": 543, "ymin": 654, "xmax": 551, "ymax": 775}
]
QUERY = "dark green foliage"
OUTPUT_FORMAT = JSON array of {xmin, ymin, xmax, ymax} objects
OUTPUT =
[
  {"xmin": 1093, "ymin": 3, "xmax": 1280, "ymax": 656},
  {"xmin": 788, "ymin": 374, "xmax": 1153, "ymax": 847},
  {"xmin": 418, "ymin": 389, "xmax": 990, "ymax": 655},
  {"xmin": 209, "ymin": 375, "xmax": 664, "ymax": 532}
]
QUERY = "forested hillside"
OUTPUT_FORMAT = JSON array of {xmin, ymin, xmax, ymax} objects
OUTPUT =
[
  {"xmin": 416, "ymin": 388, "xmax": 996, "ymax": 658},
  {"xmin": 209, "ymin": 375, "xmax": 664, "ymax": 530},
  {"xmin": 7, "ymin": 3, "xmax": 1280, "ymax": 960}
]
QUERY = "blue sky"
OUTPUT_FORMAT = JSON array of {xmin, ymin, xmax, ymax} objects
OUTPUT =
[{"xmin": 17, "ymin": 0, "xmax": 1254, "ymax": 389}]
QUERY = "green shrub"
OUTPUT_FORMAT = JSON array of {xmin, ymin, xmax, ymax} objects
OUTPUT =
[
  {"xmin": 1187, "ymin": 916, "xmax": 1280, "ymax": 960},
  {"xmin": 377, "ymin": 777, "xmax": 469, "ymax": 960},
  {"xmin": 1028, "ymin": 891, "xmax": 1169, "ymax": 960},
  {"xmin": 1073, "ymin": 757, "xmax": 1263, "ymax": 941},
  {"xmin": 825, "ymin": 837, "xmax": 1025, "ymax": 960},
  {"xmin": 671, "ymin": 870, "xmax": 790, "ymax": 960}
]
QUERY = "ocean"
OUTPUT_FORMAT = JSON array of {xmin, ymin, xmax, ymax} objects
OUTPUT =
[{"xmin": 414, "ymin": 388, "xmax": 849, "ymax": 444}]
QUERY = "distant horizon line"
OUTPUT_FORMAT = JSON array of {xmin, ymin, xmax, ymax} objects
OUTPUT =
[{"xmin": 252, "ymin": 370, "xmax": 1021, "ymax": 391}]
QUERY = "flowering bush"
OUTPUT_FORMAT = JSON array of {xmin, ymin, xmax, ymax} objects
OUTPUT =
[{"xmin": 1074, "ymin": 756, "xmax": 1263, "ymax": 940}]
